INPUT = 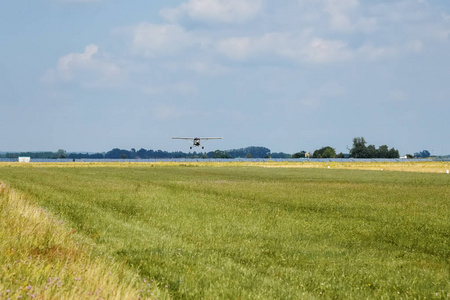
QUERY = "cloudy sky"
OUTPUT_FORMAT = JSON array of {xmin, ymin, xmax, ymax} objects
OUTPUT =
[{"xmin": 1, "ymin": 0, "xmax": 449, "ymax": 154}]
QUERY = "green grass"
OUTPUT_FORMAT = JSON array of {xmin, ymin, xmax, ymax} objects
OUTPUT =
[
  {"xmin": 0, "ymin": 179, "xmax": 166, "ymax": 299},
  {"xmin": 0, "ymin": 164, "xmax": 449, "ymax": 299}
]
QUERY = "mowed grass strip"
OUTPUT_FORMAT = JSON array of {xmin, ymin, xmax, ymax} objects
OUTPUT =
[
  {"xmin": 0, "ymin": 164, "xmax": 448, "ymax": 299},
  {"xmin": 0, "ymin": 182, "xmax": 167, "ymax": 300},
  {"xmin": 1, "ymin": 160, "xmax": 449, "ymax": 173},
  {"xmin": 257, "ymin": 160, "xmax": 450, "ymax": 174}
]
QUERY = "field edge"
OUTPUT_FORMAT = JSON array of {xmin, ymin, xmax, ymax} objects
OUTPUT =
[{"xmin": 0, "ymin": 181, "xmax": 168, "ymax": 300}]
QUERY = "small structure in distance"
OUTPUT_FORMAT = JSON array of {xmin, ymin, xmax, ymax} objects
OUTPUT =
[
  {"xmin": 172, "ymin": 137, "xmax": 223, "ymax": 149},
  {"xmin": 18, "ymin": 157, "xmax": 31, "ymax": 163}
]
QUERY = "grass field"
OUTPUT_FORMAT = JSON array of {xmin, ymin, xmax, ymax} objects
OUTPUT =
[{"xmin": 0, "ymin": 162, "xmax": 449, "ymax": 299}]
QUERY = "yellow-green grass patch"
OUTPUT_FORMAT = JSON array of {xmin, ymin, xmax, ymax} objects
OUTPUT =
[{"xmin": 0, "ymin": 182, "xmax": 167, "ymax": 299}]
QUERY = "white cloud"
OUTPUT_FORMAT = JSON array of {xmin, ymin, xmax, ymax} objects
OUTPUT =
[
  {"xmin": 121, "ymin": 0, "xmax": 450, "ymax": 72},
  {"xmin": 128, "ymin": 22, "xmax": 356, "ymax": 66},
  {"xmin": 142, "ymin": 82, "xmax": 197, "ymax": 96},
  {"xmin": 300, "ymin": 97, "xmax": 322, "ymax": 109},
  {"xmin": 152, "ymin": 105, "xmax": 187, "ymax": 121},
  {"xmin": 406, "ymin": 40, "xmax": 423, "ymax": 53},
  {"xmin": 42, "ymin": 44, "xmax": 125, "ymax": 88},
  {"xmin": 353, "ymin": 17, "xmax": 378, "ymax": 33},
  {"xmin": 131, "ymin": 23, "xmax": 194, "ymax": 57},
  {"xmin": 296, "ymin": 0, "xmax": 378, "ymax": 33},
  {"xmin": 431, "ymin": 28, "xmax": 450, "ymax": 43},
  {"xmin": 301, "ymin": 38, "xmax": 352, "ymax": 63},
  {"xmin": 324, "ymin": 0, "xmax": 359, "ymax": 31},
  {"xmin": 160, "ymin": 0, "xmax": 263, "ymax": 23},
  {"xmin": 371, "ymin": 1, "xmax": 432, "ymax": 24},
  {"xmin": 356, "ymin": 43, "xmax": 398, "ymax": 61},
  {"xmin": 217, "ymin": 37, "xmax": 253, "ymax": 60},
  {"xmin": 56, "ymin": 44, "xmax": 98, "ymax": 79},
  {"xmin": 217, "ymin": 33, "xmax": 352, "ymax": 64},
  {"xmin": 184, "ymin": 61, "xmax": 230, "ymax": 75}
]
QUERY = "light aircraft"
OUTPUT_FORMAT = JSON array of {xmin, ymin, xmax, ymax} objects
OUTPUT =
[{"xmin": 172, "ymin": 137, "xmax": 223, "ymax": 149}]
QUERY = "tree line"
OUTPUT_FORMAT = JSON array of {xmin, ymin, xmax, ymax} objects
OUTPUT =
[
  {"xmin": 1, "ymin": 137, "xmax": 432, "ymax": 160},
  {"xmin": 0, "ymin": 147, "xmax": 289, "ymax": 159},
  {"xmin": 1, "ymin": 149, "xmax": 102, "ymax": 159},
  {"xmin": 292, "ymin": 137, "xmax": 402, "ymax": 159},
  {"xmin": 104, "ymin": 146, "xmax": 291, "ymax": 159}
]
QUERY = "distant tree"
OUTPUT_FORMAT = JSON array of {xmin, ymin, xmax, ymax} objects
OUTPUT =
[
  {"xmin": 291, "ymin": 151, "xmax": 306, "ymax": 158},
  {"xmin": 68, "ymin": 152, "xmax": 105, "ymax": 159},
  {"xmin": 350, "ymin": 137, "xmax": 399, "ymax": 158},
  {"xmin": 106, "ymin": 148, "xmax": 120, "ymax": 159},
  {"xmin": 313, "ymin": 146, "xmax": 336, "ymax": 158},
  {"xmin": 226, "ymin": 146, "xmax": 270, "ymax": 158},
  {"xmin": 350, "ymin": 137, "xmax": 368, "ymax": 158},
  {"xmin": 22, "ymin": 152, "xmax": 55, "ymax": 159},
  {"xmin": 121, "ymin": 154, "xmax": 127, "ymax": 159},
  {"xmin": 137, "ymin": 148, "xmax": 148, "ymax": 159},
  {"xmin": 106, "ymin": 148, "xmax": 131, "ymax": 159},
  {"xmin": 387, "ymin": 147, "xmax": 400, "ymax": 158},
  {"xmin": 212, "ymin": 150, "xmax": 231, "ymax": 159},
  {"xmin": 336, "ymin": 152, "xmax": 345, "ymax": 158},
  {"xmin": 377, "ymin": 145, "xmax": 389, "ymax": 158},
  {"xmin": 246, "ymin": 153, "xmax": 253, "ymax": 159},
  {"xmin": 56, "ymin": 149, "xmax": 67, "ymax": 159},
  {"xmin": 414, "ymin": 150, "xmax": 431, "ymax": 158},
  {"xmin": 130, "ymin": 148, "xmax": 136, "ymax": 159},
  {"xmin": 271, "ymin": 152, "xmax": 291, "ymax": 159},
  {"xmin": 6, "ymin": 153, "xmax": 18, "ymax": 159},
  {"xmin": 367, "ymin": 145, "xmax": 377, "ymax": 158}
]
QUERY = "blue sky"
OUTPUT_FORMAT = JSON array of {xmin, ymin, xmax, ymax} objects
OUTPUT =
[{"xmin": 1, "ymin": 0, "xmax": 449, "ymax": 155}]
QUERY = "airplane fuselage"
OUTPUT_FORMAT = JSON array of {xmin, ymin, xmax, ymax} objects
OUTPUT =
[{"xmin": 172, "ymin": 137, "xmax": 223, "ymax": 150}]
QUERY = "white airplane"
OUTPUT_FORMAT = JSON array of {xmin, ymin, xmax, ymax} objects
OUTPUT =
[{"xmin": 172, "ymin": 137, "xmax": 223, "ymax": 149}]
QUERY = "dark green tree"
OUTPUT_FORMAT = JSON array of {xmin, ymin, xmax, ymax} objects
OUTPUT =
[
  {"xmin": 367, "ymin": 145, "xmax": 377, "ymax": 158},
  {"xmin": 377, "ymin": 145, "xmax": 389, "ymax": 158},
  {"xmin": 291, "ymin": 151, "xmax": 306, "ymax": 158},
  {"xmin": 387, "ymin": 147, "xmax": 400, "ymax": 158},
  {"xmin": 271, "ymin": 152, "xmax": 291, "ymax": 159},
  {"xmin": 130, "ymin": 148, "xmax": 136, "ymax": 159},
  {"xmin": 137, "ymin": 148, "xmax": 148, "ymax": 159},
  {"xmin": 313, "ymin": 146, "xmax": 336, "ymax": 158},
  {"xmin": 350, "ymin": 137, "xmax": 368, "ymax": 158},
  {"xmin": 414, "ymin": 150, "xmax": 431, "ymax": 158},
  {"xmin": 350, "ymin": 137, "xmax": 400, "ymax": 159},
  {"xmin": 56, "ymin": 149, "xmax": 67, "ymax": 159},
  {"xmin": 212, "ymin": 150, "xmax": 231, "ymax": 159}
]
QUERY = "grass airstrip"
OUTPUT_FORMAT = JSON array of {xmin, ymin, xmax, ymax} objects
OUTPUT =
[{"xmin": 0, "ymin": 161, "xmax": 449, "ymax": 299}]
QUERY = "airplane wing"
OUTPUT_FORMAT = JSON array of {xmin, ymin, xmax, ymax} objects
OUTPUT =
[
  {"xmin": 172, "ymin": 137, "xmax": 194, "ymax": 141},
  {"xmin": 199, "ymin": 137, "xmax": 223, "ymax": 140}
]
